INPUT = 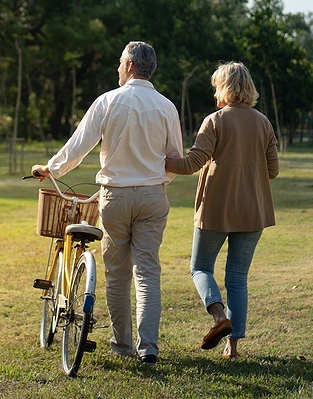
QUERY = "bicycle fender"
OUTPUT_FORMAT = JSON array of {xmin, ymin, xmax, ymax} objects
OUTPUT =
[{"xmin": 81, "ymin": 252, "xmax": 97, "ymax": 314}]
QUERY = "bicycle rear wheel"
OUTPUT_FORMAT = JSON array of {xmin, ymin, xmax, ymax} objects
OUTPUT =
[
  {"xmin": 40, "ymin": 248, "xmax": 63, "ymax": 348},
  {"xmin": 62, "ymin": 252, "xmax": 96, "ymax": 377}
]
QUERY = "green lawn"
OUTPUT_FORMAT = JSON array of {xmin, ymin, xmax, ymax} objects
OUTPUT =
[{"xmin": 0, "ymin": 142, "xmax": 312, "ymax": 398}]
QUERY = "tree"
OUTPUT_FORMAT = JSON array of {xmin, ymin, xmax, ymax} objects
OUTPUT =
[
  {"xmin": 1, "ymin": 0, "xmax": 312, "ymax": 147},
  {"xmin": 239, "ymin": 0, "xmax": 313, "ymax": 148}
]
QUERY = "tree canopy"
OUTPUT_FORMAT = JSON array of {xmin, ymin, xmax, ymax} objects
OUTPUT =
[{"xmin": 1, "ymin": 0, "xmax": 313, "ymax": 146}]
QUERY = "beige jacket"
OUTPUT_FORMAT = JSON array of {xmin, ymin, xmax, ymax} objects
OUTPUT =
[{"xmin": 169, "ymin": 103, "xmax": 279, "ymax": 232}]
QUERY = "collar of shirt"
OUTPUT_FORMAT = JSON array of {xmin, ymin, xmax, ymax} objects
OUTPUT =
[{"xmin": 125, "ymin": 78, "xmax": 155, "ymax": 90}]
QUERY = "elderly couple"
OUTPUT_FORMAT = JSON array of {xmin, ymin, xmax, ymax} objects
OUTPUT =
[{"xmin": 32, "ymin": 41, "xmax": 279, "ymax": 366}]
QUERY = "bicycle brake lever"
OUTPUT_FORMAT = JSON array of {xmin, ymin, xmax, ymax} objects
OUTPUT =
[{"xmin": 22, "ymin": 171, "xmax": 42, "ymax": 180}]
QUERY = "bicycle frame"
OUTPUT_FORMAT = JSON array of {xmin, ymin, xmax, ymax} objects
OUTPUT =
[
  {"xmin": 39, "ymin": 176, "xmax": 99, "ymax": 323},
  {"xmin": 44, "ymin": 237, "xmax": 84, "ymax": 331}
]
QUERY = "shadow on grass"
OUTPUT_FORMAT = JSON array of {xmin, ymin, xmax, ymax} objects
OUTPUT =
[
  {"xmin": 95, "ymin": 353, "xmax": 313, "ymax": 397},
  {"xmin": 167, "ymin": 355, "xmax": 312, "ymax": 396},
  {"xmin": 271, "ymin": 176, "xmax": 313, "ymax": 209}
]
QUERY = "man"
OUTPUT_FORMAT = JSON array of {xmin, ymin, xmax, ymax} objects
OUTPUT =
[{"xmin": 32, "ymin": 41, "xmax": 183, "ymax": 366}]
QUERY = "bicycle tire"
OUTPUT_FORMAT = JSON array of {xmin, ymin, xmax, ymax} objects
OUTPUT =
[
  {"xmin": 61, "ymin": 252, "xmax": 96, "ymax": 377},
  {"xmin": 40, "ymin": 249, "xmax": 63, "ymax": 348}
]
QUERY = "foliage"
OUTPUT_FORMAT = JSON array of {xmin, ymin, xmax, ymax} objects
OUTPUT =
[
  {"xmin": 1, "ymin": 0, "xmax": 313, "ymax": 144},
  {"xmin": 240, "ymin": 0, "xmax": 313, "ymax": 142}
]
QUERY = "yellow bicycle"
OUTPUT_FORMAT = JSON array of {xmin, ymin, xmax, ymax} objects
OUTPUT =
[{"xmin": 24, "ymin": 173, "xmax": 103, "ymax": 377}]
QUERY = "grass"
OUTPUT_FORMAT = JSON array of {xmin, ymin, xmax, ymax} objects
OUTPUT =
[{"xmin": 0, "ymin": 141, "xmax": 312, "ymax": 398}]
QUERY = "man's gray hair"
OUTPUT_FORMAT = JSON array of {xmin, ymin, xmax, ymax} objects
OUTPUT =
[{"xmin": 124, "ymin": 41, "xmax": 157, "ymax": 79}]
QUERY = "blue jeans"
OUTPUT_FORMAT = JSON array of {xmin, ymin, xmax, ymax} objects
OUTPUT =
[{"xmin": 191, "ymin": 228, "xmax": 262, "ymax": 339}]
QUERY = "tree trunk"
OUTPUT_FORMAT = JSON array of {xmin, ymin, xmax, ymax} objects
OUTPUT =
[
  {"xmin": 25, "ymin": 73, "xmax": 50, "ymax": 156},
  {"xmin": 266, "ymin": 66, "xmax": 283, "ymax": 152},
  {"xmin": 70, "ymin": 66, "xmax": 77, "ymax": 134},
  {"xmin": 13, "ymin": 40, "xmax": 22, "ymax": 140},
  {"xmin": 181, "ymin": 66, "xmax": 198, "ymax": 143}
]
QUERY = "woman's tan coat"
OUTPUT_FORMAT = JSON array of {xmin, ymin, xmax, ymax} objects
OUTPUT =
[{"xmin": 168, "ymin": 104, "xmax": 279, "ymax": 232}]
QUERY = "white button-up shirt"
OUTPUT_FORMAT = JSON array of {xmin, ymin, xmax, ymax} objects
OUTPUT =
[{"xmin": 48, "ymin": 79, "xmax": 183, "ymax": 186}]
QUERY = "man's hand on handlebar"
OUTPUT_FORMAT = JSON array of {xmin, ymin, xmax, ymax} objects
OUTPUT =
[{"xmin": 31, "ymin": 164, "xmax": 50, "ymax": 181}]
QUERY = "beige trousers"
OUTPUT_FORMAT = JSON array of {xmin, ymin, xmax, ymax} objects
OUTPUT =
[{"xmin": 99, "ymin": 184, "xmax": 169, "ymax": 357}]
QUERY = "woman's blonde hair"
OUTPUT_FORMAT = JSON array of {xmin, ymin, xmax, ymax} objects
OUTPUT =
[{"xmin": 211, "ymin": 61, "xmax": 259, "ymax": 107}]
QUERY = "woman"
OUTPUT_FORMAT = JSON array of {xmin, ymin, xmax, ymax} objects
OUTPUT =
[{"xmin": 166, "ymin": 62, "xmax": 279, "ymax": 358}]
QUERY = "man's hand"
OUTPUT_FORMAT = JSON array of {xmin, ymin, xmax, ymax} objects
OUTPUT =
[{"xmin": 31, "ymin": 164, "xmax": 50, "ymax": 181}]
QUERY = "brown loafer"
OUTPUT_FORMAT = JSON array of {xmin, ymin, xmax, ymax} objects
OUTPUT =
[{"xmin": 200, "ymin": 319, "xmax": 233, "ymax": 350}]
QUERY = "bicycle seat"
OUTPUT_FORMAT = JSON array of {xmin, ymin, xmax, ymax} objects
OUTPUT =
[{"xmin": 65, "ymin": 223, "xmax": 103, "ymax": 241}]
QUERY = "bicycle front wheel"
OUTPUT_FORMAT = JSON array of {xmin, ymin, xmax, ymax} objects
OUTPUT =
[
  {"xmin": 40, "ymin": 248, "xmax": 63, "ymax": 348},
  {"xmin": 62, "ymin": 252, "xmax": 96, "ymax": 377}
]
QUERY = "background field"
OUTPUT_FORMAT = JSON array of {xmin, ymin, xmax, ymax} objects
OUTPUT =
[{"xmin": 0, "ymin": 142, "xmax": 312, "ymax": 398}]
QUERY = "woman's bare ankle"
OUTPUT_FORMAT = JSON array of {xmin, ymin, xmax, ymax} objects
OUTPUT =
[{"xmin": 223, "ymin": 338, "xmax": 238, "ymax": 357}]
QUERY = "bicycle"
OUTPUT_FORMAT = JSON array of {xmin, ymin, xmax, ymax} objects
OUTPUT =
[{"xmin": 23, "ymin": 173, "xmax": 103, "ymax": 377}]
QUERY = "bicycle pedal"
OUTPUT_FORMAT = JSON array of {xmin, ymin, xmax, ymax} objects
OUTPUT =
[
  {"xmin": 33, "ymin": 279, "xmax": 52, "ymax": 290},
  {"xmin": 84, "ymin": 340, "xmax": 97, "ymax": 353}
]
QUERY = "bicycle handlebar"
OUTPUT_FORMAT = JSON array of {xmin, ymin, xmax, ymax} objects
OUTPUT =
[{"xmin": 23, "ymin": 173, "xmax": 100, "ymax": 203}]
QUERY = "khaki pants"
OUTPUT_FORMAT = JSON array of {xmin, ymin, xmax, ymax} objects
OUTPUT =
[{"xmin": 99, "ymin": 184, "xmax": 169, "ymax": 357}]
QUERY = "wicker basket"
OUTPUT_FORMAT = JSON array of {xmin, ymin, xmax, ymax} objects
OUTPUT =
[{"xmin": 37, "ymin": 188, "xmax": 99, "ymax": 238}]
